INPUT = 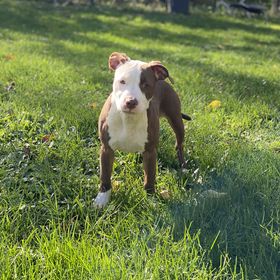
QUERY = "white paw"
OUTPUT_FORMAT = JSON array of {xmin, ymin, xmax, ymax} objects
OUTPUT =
[{"xmin": 93, "ymin": 190, "xmax": 111, "ymax": 208}]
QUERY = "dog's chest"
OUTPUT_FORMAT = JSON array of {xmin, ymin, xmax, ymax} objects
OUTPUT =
[{"xmin": 107, "ymin": 107, "xmax": 148, "ymax": 153}]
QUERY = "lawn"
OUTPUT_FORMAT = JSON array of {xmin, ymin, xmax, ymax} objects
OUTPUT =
[{"xmin": 0, "ymin": 0, "xmax": 279, "ymax": 279}]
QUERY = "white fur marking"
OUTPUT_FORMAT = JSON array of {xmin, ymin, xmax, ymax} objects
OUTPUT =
[
  {"xmin": 107, "ymin": 59, "xmax": 149, "ymax": 153},
  {"xmin": 107, "ymin": 104, "xmax": 148, "ymax": 152},
  {"xmin": 93, "ymin": 189, "xmax": 112, "ymax": 208},
  {"xmin": 112, "ymin": 60, "xmax": 149, "ymax": 114}
]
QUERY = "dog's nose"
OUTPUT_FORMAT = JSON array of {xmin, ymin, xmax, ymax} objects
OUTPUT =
[{"xmin": 125, "ymin": 97, "xmax": 138, "ymax": 110}]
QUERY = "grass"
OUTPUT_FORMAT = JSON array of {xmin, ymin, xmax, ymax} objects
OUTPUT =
[{"xmin": 0, "ymin": 0, "xmax": 279, "ymax": 279}]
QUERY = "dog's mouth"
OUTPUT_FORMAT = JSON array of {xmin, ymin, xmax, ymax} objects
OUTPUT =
[
  {"xmin": 122, "ymin": 110, "xmax": 136, "ymax": 115},
  {"xmin": 121, "ymin": 108, "xmax": 137, "ymax": 114}
]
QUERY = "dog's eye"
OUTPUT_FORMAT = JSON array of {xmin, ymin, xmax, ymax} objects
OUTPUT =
[
  {"xmin": 120, "ymin": 80, "xmax": 126, "ymax": 85},
  {"xmin": 142, "ymin": 82, "xmax": 148, "ymax": 88}
]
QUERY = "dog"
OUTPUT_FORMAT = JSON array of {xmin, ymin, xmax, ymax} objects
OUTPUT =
[{"xmin": 94, "ymin": 52, "xmax": 190, "ymax": 208}]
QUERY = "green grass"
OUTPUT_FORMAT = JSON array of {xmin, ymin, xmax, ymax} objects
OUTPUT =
[{"xmin": 0, "ymin": 0, "xmax": 280, "ymax": 279}]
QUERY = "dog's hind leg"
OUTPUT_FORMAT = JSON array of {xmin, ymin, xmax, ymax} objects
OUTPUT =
[
  {"xmin": 158, "ymin": 82, "xmax": 187, "ymax": 168},
  {"xmin": 166, "ymin": 114, "xmax": 186, "ymax": 168}
]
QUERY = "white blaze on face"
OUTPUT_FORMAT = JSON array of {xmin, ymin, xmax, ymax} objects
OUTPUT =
[
  {"xmin": 107, "ymin": 60, "xmax": 150, "ymax": 153},
  {"xmin": 112, "ymin": 60, "xmax": 149, "ymax": 113}
]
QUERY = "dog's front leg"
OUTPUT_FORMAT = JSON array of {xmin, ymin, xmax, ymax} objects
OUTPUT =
[
  {"xmin": 143, "ymin": 148, "xmax": 157, "ymax": 193},
  {"xmin": 94, "ymin": 145, "xmax": 114, "ymax": 208}
]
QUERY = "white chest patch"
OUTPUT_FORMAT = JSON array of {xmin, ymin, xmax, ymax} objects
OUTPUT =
[{"xmin": 107, "ymin": 104, "xmax": 148, "ymax": 153}]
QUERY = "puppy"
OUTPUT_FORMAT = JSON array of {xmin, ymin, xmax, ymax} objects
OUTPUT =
[{"xmin": 94, "ymin": 52, "xmax": 190, "ymax": 208}]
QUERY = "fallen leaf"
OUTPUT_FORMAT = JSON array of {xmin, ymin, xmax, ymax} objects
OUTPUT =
[
  {"xmin": 42, "ymin": 134, "xmax": 53, "ymax": 143},
  {"xmin": 113, "ymin": 180, "xmax": 122, "ymax": 190},
  {"xmin": 207, "ymin": 100, "xmax": 221, "ymax": 110},
  {"xmin": 89, "ymin": 102, "xmax": 97, "ymax": 109},
  {"xmin": 160, "ymin": 189, "xmax": 171, "ymax": 199},
  {"xmin": 3, "ymin": 53, "xmax": 15, "ymax": 61}
]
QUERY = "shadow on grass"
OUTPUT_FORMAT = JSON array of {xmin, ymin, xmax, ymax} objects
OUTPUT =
[
  {"xmin": 1, "ymin": 1, "xmax": 280, "ymax": 55},
  {"xmin": 1, "ymin": 1, "xmax": 280, "ymax": 37},
  {"xmin": 1, "ymin": 138, "xmax": 279, "ymax": 279},
  {"xmin": 166, "ymin": 146, "xmax": 280, "ymax": 279},
  {"xmin": 1, "ymin": 1, "xmax": 279, "ymax": 110}
]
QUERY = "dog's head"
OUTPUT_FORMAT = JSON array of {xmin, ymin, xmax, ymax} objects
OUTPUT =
[{"xmin": 108, "ymin": 52, "xmax": 171, "ymax": 114}]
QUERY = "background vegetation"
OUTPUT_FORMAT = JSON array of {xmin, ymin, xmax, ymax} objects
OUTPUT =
[
  {"xmin": 0, "ymin": 0, "xmax": 279, "ymax": 279},
  {"xmin": 23, "ymin": 0, "xmax": 280, "ymax": 16}
]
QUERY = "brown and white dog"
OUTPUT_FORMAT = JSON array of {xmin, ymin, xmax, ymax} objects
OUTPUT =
[{"xmin": 94, "ymin": 52, "xmax": 190, "ymax": 208}]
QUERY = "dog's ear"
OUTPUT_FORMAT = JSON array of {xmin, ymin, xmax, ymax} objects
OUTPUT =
[
  {"xmin": 108, "ymin": 52, "xmax": 130, "ymax": 71},
  {"xmin": 148, "ymin": 61, "xmax": 173, "ymax": 83}
]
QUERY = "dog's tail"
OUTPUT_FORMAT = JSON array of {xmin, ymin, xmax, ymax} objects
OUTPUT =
[{"xmin": 182, "ymin": 113, "xmax": 192, "ymax": 121}]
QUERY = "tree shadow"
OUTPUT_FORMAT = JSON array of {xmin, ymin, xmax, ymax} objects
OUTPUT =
[
  {"xmin": 1, "ymin": 1, "xmax": 279, "ymax": 109},
  {"xmin": 177, "ymin": 56, "xmax": 280, "ymax": 108},
  {"xmin": 2, "ymin": 1, "xmax": 279, "ymax": 58},
  {"xmin": 165, "ymin": 146, "xmax": 280, "ymax": 279}
]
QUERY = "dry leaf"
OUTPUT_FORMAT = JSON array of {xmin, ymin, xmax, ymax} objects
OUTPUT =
[
  {"xmin": 3, "ymin": 53, "xmax": 15, "ymax": 61},
  {"xmin": 160, "ymin": 189, "xmax": 171, "ymax": 199},
  {"xmin": 89, "ymin": 102, "xmax": 97, "ymax": 109},
  {"xmin": 207, "ymin": 100, "xmax": 221, "ymax": 110},
  {"xmin": 42, "ymin": 134, "xmax": 53, "ymax": 143}
]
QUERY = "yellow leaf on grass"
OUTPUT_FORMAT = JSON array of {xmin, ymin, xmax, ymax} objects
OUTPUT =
[
  {"xmin": 207, "ymin": 100, "xmax": 221, "ymax": 110},
  {"xmin": 89, "ymin": 102, "xmax": 97, "ymax": 109},
  {"xmin": 42, "ymin": 134, "xmax": 54, "ymax": 143},
  {"xmin": 113, "ymin": 180, "xmax": 122, "ymax": 191},
  {"xmin": 3, "ymin": 53, "xmax": 15, "ymax": 61}
]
